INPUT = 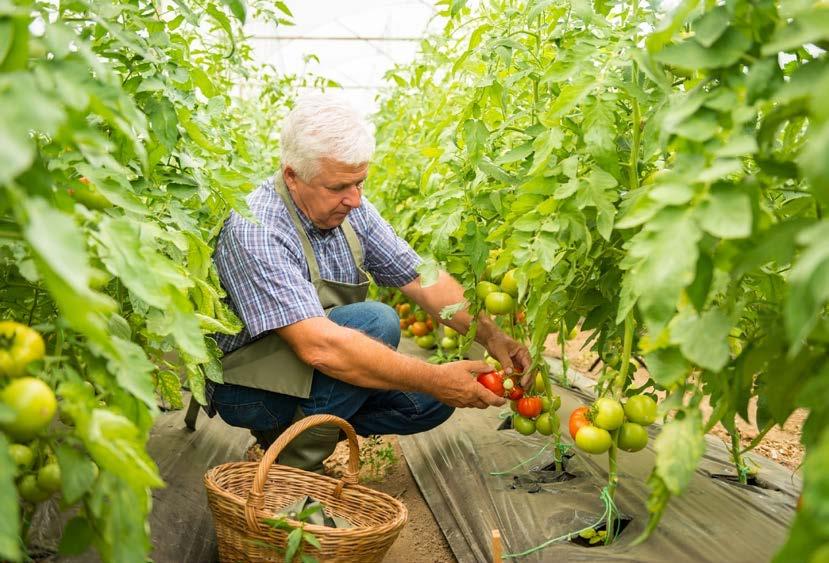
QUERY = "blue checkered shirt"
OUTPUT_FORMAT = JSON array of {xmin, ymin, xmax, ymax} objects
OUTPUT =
[{"xmin": 213, "ymin": 176, "xmax": 421, "ymax": 354}]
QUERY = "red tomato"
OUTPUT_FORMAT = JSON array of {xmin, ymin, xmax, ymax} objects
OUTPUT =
[
  {"xmin": 516, "ymin": 396, "xmax": 542, "ymax": 418},
  {"xmin": 410, "ymin": 321, "xmax": 429, "ymax": 337},
  {"xmin": 508, "ymin": 385, "xmax": 524, "ymax": 400},
  {"xmin": 569, "ymin": 406, "xmax": 591, "ymax": 440},
  {"xmin": 476, "ymin": 371, "xmax": 504, "ymax": 396}
]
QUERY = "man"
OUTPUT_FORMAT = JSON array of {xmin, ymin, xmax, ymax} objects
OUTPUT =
[{"xmin": 208, "ymin": 94, "xmax": 531, "ymax": 472}]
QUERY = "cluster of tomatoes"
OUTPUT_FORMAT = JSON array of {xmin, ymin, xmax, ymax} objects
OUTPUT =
[
  {"xmin": 478, "ymin": 370, "xmax": 562, "ymax": 436},
  {"xmin": 395, "ymin": 302, "xmax": 460, "ymax": 351},
  {"xmin": 568, "ymin": 395, "xmax": 658, "ymax": 455},
  {"xmin": 0, "ymin": 321, "xmax": 66, "ymax": 504},
  {"xmin": 476, "ymin": 269, "xmax": 520, "ymax": 317}
]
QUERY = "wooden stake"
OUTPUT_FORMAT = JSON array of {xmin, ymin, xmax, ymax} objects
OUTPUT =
[{"xmin": 492, "ymin": 529, "xmax": 502, "ymax": 563}]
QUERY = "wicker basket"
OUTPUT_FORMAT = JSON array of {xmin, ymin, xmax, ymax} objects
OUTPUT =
[{"xmin": 204, "ymin": 414, "xmax": 408, "ymax": 562}]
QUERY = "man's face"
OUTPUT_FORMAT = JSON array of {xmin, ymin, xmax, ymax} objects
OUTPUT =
[{"xmin": 284, "ymin": 158, "xmax": 367, "ymax": 230}]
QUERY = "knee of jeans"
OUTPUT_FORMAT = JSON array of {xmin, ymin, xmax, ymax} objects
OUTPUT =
[{"xmin": 363, "ymin": 302, "xmax": 401, "ymax": 348}]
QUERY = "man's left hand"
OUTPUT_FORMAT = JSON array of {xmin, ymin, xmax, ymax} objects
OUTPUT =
[{"xmin": 484, "ymin": 332, "xmax": 532, "ymax": 388}]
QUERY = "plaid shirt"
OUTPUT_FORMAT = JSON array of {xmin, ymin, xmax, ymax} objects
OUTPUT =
[{"xmin": 213, "ymin": 176, "xmax": 421, "ymax": 354}]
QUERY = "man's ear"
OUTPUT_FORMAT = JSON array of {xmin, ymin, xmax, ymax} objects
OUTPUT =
[{"xmin": 283, "ymin": 166, "xmax": 297, "ymax": 190}]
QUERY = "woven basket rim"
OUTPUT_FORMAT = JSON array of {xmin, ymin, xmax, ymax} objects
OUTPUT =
[{"xmin": 204, "ymin": 461, "xmax": 408, "ymax": 535}]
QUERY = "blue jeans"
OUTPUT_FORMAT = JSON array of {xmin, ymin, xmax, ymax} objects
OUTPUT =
[{"xmin": 211, "ymin": 301, "xmax": 454, "ymax": 446}]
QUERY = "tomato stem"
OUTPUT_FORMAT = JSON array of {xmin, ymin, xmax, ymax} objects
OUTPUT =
[
  {"xmin": 730, "ymin": 428, "xmax": 748, "ymax": 485},
  {"xmin": 606, "ymin": 435, "xmax": 619, "ymax": 543}
]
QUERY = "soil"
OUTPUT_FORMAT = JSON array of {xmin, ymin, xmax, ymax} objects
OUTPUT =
[
  {"xmin": 543, "ymin": 332, "xmax": 806, "ymax": 472},
  {"xmin": 323, "ymin": 436, "xmax": 457, "ymax": 563}
]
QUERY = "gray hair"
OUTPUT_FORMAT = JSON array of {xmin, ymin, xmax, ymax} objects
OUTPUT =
[{"xmin": 280, "ymin": 94, "xmax": 375, "ymax": 182}]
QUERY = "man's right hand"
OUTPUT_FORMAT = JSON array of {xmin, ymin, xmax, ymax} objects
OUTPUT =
[{"xmin": 433, "ymin": 360, "xmax": 506, "ymax": 409}]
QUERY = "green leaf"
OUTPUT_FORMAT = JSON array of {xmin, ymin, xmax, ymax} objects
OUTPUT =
[
  {"xmin": 654, "ymin": 409, "xmax": 705, "ymax": 495},
  {"xmin": 540, "ymin": 78, "xmax": 596, "ymax": 125},
  {"xmin": 686, "ymin": 252, "xmax": 713, "ymax": 312},
  {"xmin": 79, "ymin": 409, "xmax": 164, "ymax": 489},
  {"xmin": 761, "ymin": 6, "xmax": 829, "ymax": 55},
  {"xmin": 786, "ymin": 221, "xmax": 829, "ymax": 349},
  {"xmin": 190, "ymin": 66, "xmax": 218, "ymax": 97},
  {"xmin": 0, "ymin": 434, "xmax": 20, "ymax": 562},
  {"xmin": 477, "ymin": 158, "xmax": 515, "ymax": 184},
  {"xmin": 528, "ymin": 127, "xmax": 563, "ymax": 175},
  {"xmin": 157, "ymin": 370, "xmax": 184, "ymax": 409},
  {"xmin": 799, "ymin": 121, "xmax": 829, "ymax": 206},
  {"xmin": 670, "ymin": 308, "xmax": 732, "ymax": 371},
  {"xmin": 220, "ymin": 0, "xmax": 246, "ymax": 23},
  {"xmin": 621, "ymin": 210, "xmax": 702, "ymax": 326},
  {"xmin": 646, "ymin": 0, "xmax": 701, "ymax": 53},
  {"xmin": 416, "ymin": 258, "xmax": 441, "ymax": 287},
  {"xmin": 106, "ymin": 337, "xmax": 158, "ymax": 409},
  {"xmin": 285, "ymin": 527, "xmax": 303, "ymax": 563},
  {"xmin": 494, "ymin": 141, "xmax": 533, "ymax": 165},
  {"xmin": 55, "ymin": 445, "xmax": 98, "ymax": 505},
  {"xmin": 575, "ymin": 169, "xmax": 618, "ymax": 240},
  {"xmin": 693, "ymin": 7, "xmax": 729, "ymax": 48},
  {"xmin": 58, "ymin": 517, "xmax": 94, "ymax": 556},
  {"xmin": 697, "ymin": 187, "xmax": 752, "ymax": 239},
  {"xmin": 462, "ymin": 119, "xmax": 488, "ymax": 163},
  {"xmin": 88, "ymin": 474, "xmax": 152, "ymax": 562},
  {"xmin": 645, "ymin": 347, "xmax": 690, "ymax": 388},
  {"xmin": 655, "ymin": 28, "xmax": 751, "ymax": 70},
  {"xmin": 275, "ymin": 1, "xmax": 293, "ymax": 17},
  {"xmin": 145, "ymin": 96, "xmax": 178, "ymax": 151}
]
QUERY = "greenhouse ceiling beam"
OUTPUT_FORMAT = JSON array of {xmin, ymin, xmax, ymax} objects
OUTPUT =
[{"xmin": 249, "ymin": 35, "xmax": 422, "ymax": 41}]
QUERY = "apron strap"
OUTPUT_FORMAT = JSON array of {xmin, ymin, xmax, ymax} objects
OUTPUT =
[
  {"xmin": 274, "ymin": 174, "xmax": 322, "ymax": 283},
  {"xmin": 341, "ymin": 219, "xmax": 364, "ymax": 268}
]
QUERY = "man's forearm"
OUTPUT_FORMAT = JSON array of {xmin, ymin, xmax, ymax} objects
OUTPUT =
[{"xmin": 284, "ymin": 319, "xmax": 443, "ymax": 393}]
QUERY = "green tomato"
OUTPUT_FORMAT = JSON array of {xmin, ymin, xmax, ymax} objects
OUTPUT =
[
  {"xmin": 534, "ymin": 372, "xmax": 545, "ymax": 392},
  {"xmin": 18, "ymin": 474, "xmax": 50, "ymax": 503},
  {"xmin": 9, "ymin": 444, "xmax": 34, "ymax": 470},
  {"xmin": 37, "ymin": 463, "xmax": 61, "ymax": 493},
  {"xmin": 485, "ymin": 292, "xmax": 514, "ymax": 315},
  {"xmin": 0, "ymin": 321, "xmax": 45, "ymax": 378},
  {"xmin": 0, "ymin": 377, "xmax": 57, "ymax": 441},
  {"xmin": 593, "ymin": 397, "xmax": 624, "ymax": 431},
  {"xmin": 513, "ymin": 415, "xmax": 535, "ymax": 436},
  {"xmin": 444, "ymin": 326, "xmax": 458, "ymax": 338},
  {"xmin": 575, "ymin": 426, "xmax": 612, "ymax": 454},
  {"xmin": 617, "ymin": 422, "xmax": 648, "ymax": 452},
  {"xmin": 476, "ymin": 281, "xmax": 499, "ymax": 300},
  {"xmin": 440, "ymin": 336, "xmax": 458, "ymax": 350},
  {"xmin": 624, "ymin": 395, "xmax": 657, "ymax": 426},
  {"xmin": 535, "ymin": 412, "xmax": 558, "ymax": 435},
  {"xmin": 500, "ymin": 269, "xmax": 518, "ymax": 297},
  {"xmin": 485, "ymin": 356, "xmax": 502, "ymax": 370},
  {"xmin": 541, "ymin": 395, "xmax": 562, "ymax": 413},
  {"xmin": 415, "ymin": 334, "xmax": 436, "ymax": 349}
]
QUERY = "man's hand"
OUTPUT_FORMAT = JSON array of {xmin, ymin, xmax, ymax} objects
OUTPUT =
[
  {"xmin": 432, "ymin": 360, "xmax": 506, "ymax": 409},
  {"xmin": 484, "ymin": 332, "xmax": 533, "ymax": 388}
]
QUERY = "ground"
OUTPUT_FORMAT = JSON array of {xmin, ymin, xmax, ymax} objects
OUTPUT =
[{"xmin": 543, "ymin": 332, "xmax": 806, "ymax": 471}]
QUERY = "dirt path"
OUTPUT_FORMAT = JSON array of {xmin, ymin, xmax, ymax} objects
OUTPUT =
[
  {"xmin": 544, "ymin": 332, "xmax": 806, "ymax": 471},
  {"xmin": 323, "ymin": 436, "xmax": 456, "ymax": 563}
]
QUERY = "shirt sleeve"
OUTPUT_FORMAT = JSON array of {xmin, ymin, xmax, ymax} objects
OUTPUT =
[
  {"xmin": 359, "ymin": 200, "xmax": 422, "ymax": 287},
  {"xmin": 214, "ymin": 221, "xmax": 325, "ymax": 338}
]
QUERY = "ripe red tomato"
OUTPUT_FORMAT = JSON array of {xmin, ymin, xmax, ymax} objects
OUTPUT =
[
  {"xmin": 476, "ymin": 371, "xmax": 504, "ymax": 396},
  {"xmin": 569, "ymin": 406, "xmax": 591, "ymax": 440},
  {"xmin": 593, "ymin": 397, "xmax": 625, "ymax": 431},
  {"xmin": 517, "ymin": 396, "xmax": 542, "ymax": 418},
  {"xmin": 575, "ymin": 426, "xmax": 612, "ymax": 454},
  {"xmin": 410, "ymin": 321, "xmax": 429, "ymax": 337},
  {"xmin": 508, "ymin": 385, "xmax": 524, "ymax": 401}
]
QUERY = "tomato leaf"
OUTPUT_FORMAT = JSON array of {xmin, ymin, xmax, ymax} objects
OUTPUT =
[
  {"xmin": 653, "ymin": 409, "xmax": 705, "ymax": 495},
  {"xmin": 58, "ymin": 516, "xmax": 94, "ymax": 556},
  {"xmin": 697, "ymin": 186, "xmax": 752, "ymax": 240},
  {"xmin": 55, "ymin": 445, "xmax": 98, "ymax": 505},
  {"xmin": 0, "ymin": 434, "xmax": 20, "ymax": 562},
  {"xmin": 670, "ymin": 308, "xmax": 732, "ymax": 372}
]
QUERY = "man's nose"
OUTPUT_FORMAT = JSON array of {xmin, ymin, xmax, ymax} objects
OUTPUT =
[{"xmin": 342, "ymin": 184, "xmax": 362, "ymax": 208}]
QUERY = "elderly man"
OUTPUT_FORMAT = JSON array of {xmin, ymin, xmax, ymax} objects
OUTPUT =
[{"xmin": 207, "ymin": 94, "xmax": 531, "ymax": 472}]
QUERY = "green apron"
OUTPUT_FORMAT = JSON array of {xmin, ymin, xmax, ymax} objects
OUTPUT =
[{"xmin": 220, "ymin": 174, "xmax": 370, "ymax": 398}]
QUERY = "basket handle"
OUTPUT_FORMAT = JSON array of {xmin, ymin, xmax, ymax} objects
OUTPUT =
[{"xmin": 244, "ymin": 414, "xmax": 360, "ymax": 532}]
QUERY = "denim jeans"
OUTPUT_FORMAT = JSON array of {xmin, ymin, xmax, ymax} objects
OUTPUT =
[{"xmin": 211, "ymin": 301, "xmax": 454, "ymax": 446}]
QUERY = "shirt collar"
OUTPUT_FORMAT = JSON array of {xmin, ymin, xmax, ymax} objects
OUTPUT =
[{"xmin": 272, "ymin": 173, "xmax": 335, "ymax": 238}]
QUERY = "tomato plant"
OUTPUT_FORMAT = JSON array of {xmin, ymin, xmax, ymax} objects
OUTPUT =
[
  {"xmin": 592, "ymin": 398, "xmax": 625, "ymax": 431},
  {"xmin": 513, "ymin": 415, "xmax": 536, "ymax": 436},
  {"xmin": 371, "ymin": 0, "xmax": 829, "ymax": 555}
]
